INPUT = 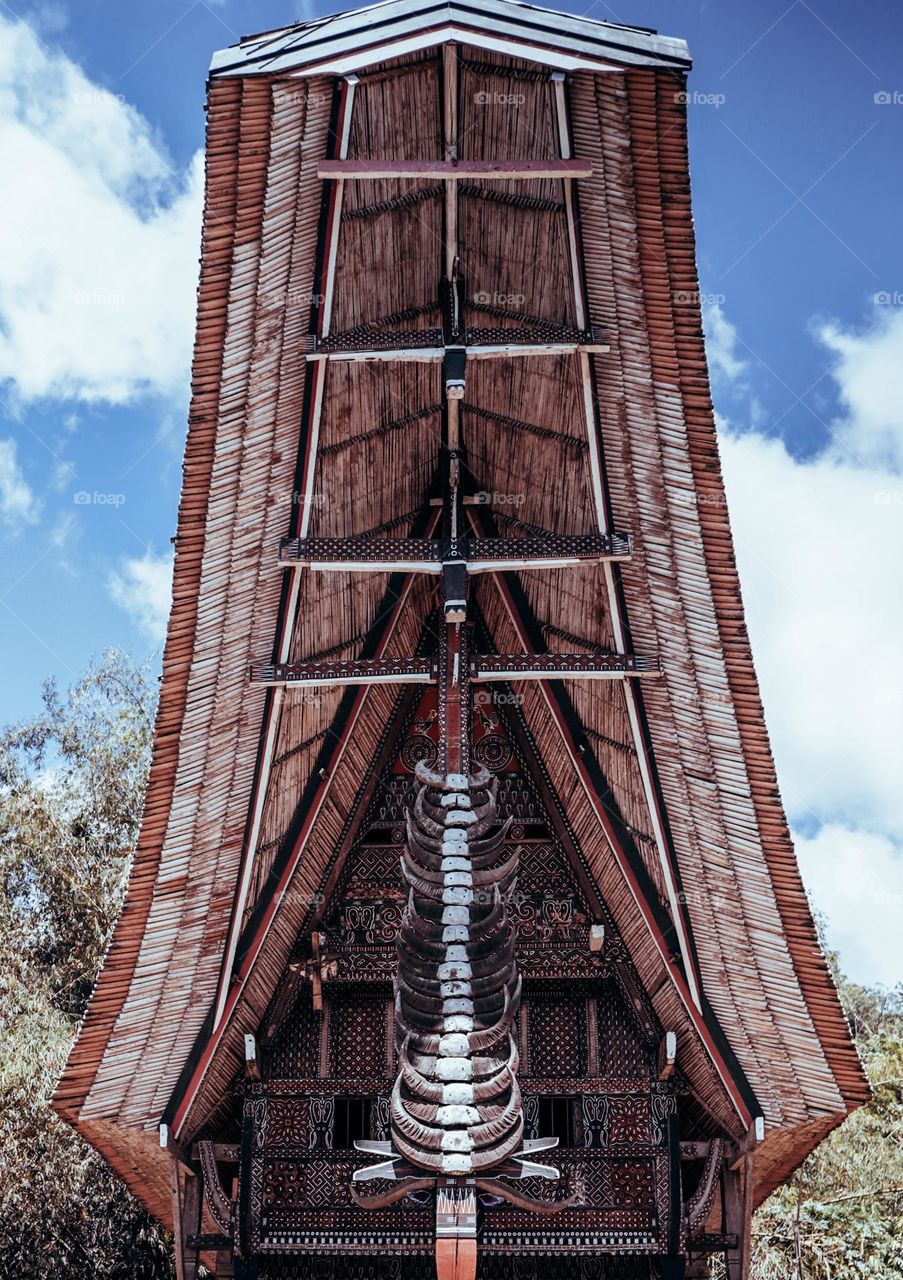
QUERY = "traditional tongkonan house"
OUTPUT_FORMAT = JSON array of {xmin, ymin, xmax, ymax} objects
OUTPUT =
[{"xmin": 54, "ymin": 2, "xmax": 868, "ymax": 1277}]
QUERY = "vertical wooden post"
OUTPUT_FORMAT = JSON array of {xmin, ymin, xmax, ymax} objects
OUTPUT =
[
  {"xmin": 182, "ymin": 1171, "xmax": 202, "ymax": 1280},
  {"xmin": 170, "ymin": 1156, "xmax": 201, "ymax": 1280},
  {"xmin": 659, "ymin": 1112, "xmax": 686, "ymax": 1279},
  {"xmin": 723, "ymin": 1153, "xmax": 754, "ymax": 1280},
  {"xmin": 214, "ymin": 1177, "xmax": 239, "ymax": 1277},
  {"xmin": 171, "ymin": 1158, "xmax": 186, "ymax": 1280},
  {"xmin": 214, "ymin": 1249, "xmax": 235, "ymax": 1279}
]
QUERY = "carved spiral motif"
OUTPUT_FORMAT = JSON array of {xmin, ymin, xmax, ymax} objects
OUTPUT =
[{"xmin": 390, "ymin": 760, "xmax": 523, "ymax": 1175}]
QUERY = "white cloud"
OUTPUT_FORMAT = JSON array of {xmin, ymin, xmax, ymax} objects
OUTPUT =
[
  {"xmin": 794, "ymin": 824, "xmax": 903, "ymax": 988},
  {"xmin": 713, "ymin": 304, "xmax": 903, "ymax": 986},
  {"xmin": 22, "ymin": 3, "xmax": 68, "ymax": 35},
  {"xmin": 720, "ymin": 429, "xmax": 903, "ymax": 838},
  {"xmin": 703, "ymin": 301, "xmax": 747, "ymax": 382},
  {"xmin": 0, "ymin": 436, "xmax": 40, "ymax": 527},
  {"xmin": 818, "ymin": 308, "xmax": 903, "ymax": 472},
  {"xmin": 108, "ymin": 548, "xmax": 173, "ymax": 643},
  {"xmin": 0, "ymin": 15, "xmax": 203, "ymax": 404}
]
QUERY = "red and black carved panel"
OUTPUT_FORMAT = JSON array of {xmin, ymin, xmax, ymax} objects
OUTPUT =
[
  {"xmin": 328, "ymin": 990, "xmax": 390, "ymax": 1079},
  {"xmin": 243, "ymin": 1083, "xmax": 432, "ymax": 1255},
  {"xmin": 524, "ymin": 987, "xmax": 588, "ymax": 1078},
  {"xmin": 259, "ymin": 1259, "xmax": 664, "ymax": 1279},
  {"xmin": 265, "ymin": 991, "xmax": 321, "ymax": 1081},
  {"xmin": 596, "ymin": 983, "xmax": 656, "ymax": 1078}
]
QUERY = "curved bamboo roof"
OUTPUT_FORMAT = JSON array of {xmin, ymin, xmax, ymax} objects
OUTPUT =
[{"xmin": 54, "ymin": 0, "xmax": 867, "ymax": 1230}]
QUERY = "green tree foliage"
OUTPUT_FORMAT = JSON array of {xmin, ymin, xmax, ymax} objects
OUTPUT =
[
  {"xmin": 752, "ymin": 974, "xmax": 903, "ymax": 1279},
  {"xmin": 0, "ymin": 651, "xmax": 174, "ymax": 1278}
]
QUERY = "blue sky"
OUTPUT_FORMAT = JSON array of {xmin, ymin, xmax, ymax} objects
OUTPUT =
[{"xmin": 1, "ymin": 0, "xmax": 901, "ymax": 985}]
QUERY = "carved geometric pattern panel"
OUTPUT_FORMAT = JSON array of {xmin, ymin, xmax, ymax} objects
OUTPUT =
[
  {"xmin": 265, "ymin": 990, "xmax": 321, "ymax": 1080},
  {"xmin": 608, "ymin": 1095, "xmax": 654, "ymax": 1146},
  {"xmin": 259, "ymin": 1256, "xmax": 661, "ymax": 1279},
  {"xmin": 265, "ymin": 1098, "xmax": 311, "ymax": 1147},
  {"xmin": 260, "ymin": 1263, "xmax": 662, "ymax": 1280},
  {"xmin": 605, "ymin": 1157, "xmax": 657, "ymax": 1209},
  {"xmin": 479, "ymin": 1258, "xmax": 661, "ymax": 1279},
  {"xmin": 596, "ymin": 984, "xmax": 655, "ymax": 1078},
  {"xmin": 526, "ymin": 989, "xmax": 587, "ymax": 1077},
  {"xmin": 328, "ymin": 989, "xmax": 390, "ymax": 1079}
]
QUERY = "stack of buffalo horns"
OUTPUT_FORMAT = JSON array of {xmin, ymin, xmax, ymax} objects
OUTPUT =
[{"xmin": 392, "ymin": 759, "xmax": 523, "ymax": 1174}]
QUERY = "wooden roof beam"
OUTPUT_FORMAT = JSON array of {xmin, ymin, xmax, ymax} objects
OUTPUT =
[
  {"xmin": 473, "ymin": 652, "xmax": 659, "ymax": 680},
  {"xmin": 277, "ymin": 531, "xmax": 632, "ymax": 572},
  {"xmin": 318, "ymin": 158, "xmax": 593, "ymax": 181},
  {"xmin": 443, "ymin": 42, "xmax": 459, "ymax": 282},
  {"xmin": 249, "ymin": 652, "xmax": 658, "ymax": 688},
  {"xmin": 308, "ymin": 337, "xmax": 609, "ymax": 363}
]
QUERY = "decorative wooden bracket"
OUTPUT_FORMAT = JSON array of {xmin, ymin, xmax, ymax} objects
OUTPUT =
[
  {"xmin": 197, "ymin": 1140, "xmax": 235, "ymax": 1237},
  {"xmin": 685, "ymin": 1138, "xmax": 724, "ymax": 1237}
]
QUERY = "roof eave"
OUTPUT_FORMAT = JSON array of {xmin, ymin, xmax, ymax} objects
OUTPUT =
[{"xmin": 209, "ymin": 0, "xmax": 691, "ymax": 79}]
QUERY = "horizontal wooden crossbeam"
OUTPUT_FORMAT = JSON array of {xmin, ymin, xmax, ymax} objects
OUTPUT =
[
  {"xmin": 467, "ymin": 532, "xmax": 631, "ymax": 570},
  {"xmin": 250, "ymin": 651, "xmax": 658, "ymax": 688},
  {"xmin": 315, "ymin": 322, "xmax": 598, "ymax": 354},
  {"xmin": 318, "ymin": 159, "xmax": 593, "ymax": 181},
  {"xmin": 279, "ymin": 535, "xmax": 442, "ymax": 572},
  {"xmin": 277, "ymin": 532, "xmax": 632, "ymax": 572},
  {"xmin": 472, "ymin": 653, "xmax": 659, "ymax": 680},
  {"xmin": 250, "ymin": 657, "xmax": 435, "ymax": 688},
  {"xmin": 308, "ymin": 338, "xmax": 609, "ymax": 362}
]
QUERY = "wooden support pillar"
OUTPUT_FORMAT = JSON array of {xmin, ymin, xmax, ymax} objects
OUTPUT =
[
  {"xmin": 170, "ymin": 1157, "xmax": 202, "ymax": 1280},
  {"xmin": 214, "ymin": 1176, "xmax": 239, "ymax": 1277},
  {"xmin": 723, "ymin": 1153, "xmax": 754, "ymax": 1280}
]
